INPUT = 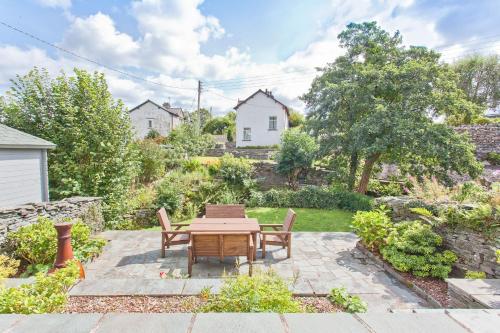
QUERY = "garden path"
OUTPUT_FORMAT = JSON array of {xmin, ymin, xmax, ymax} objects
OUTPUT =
[{"xmin": 78, "ymin": 231, "xmax": 428, "ymax": 312}]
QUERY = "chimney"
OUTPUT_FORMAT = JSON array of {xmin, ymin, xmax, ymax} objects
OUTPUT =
[{"xmin": 163, "ymin": 102, "xmax": 171, "ymax": 109}]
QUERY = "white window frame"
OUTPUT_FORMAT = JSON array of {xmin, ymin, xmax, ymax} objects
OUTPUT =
[
  {"xmin": 243, "ymin": 127, "xmax": 251, "ymax": 141},
  {"xmin": 269, "ymin": 116, "xmax": 277, "ymax": 130}
]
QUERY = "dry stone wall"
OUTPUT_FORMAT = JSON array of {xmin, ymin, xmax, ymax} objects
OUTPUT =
[
  {"xmin": 205, "ymin": 148, "xmax": 277, "ymax": 160},
  {"xmin": 0, "ymin": 197, "xmax": 104, "ymax": 247},
  {"xmin": 252, "ymin": 162, "xmax": 332, "ymax": 190},
  {"xmin": 453, "ymin": 124, "xmax": 499, "ymax": 160}
]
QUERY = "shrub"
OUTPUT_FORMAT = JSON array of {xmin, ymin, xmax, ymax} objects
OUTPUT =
[
  {"xmin": 465, "ymin": 271, "xmax": 486, "ymax": 279},
  {"xmin": 351, "ymin": 208, "xmax": 392, "ymax": 250},
  {"xmin": 439, "ymin": 204, "xmax": 498, "ymax": 235},
  {"xmin": 368, "ymin": 179, "xmax": 403, "ymax": 197},
  {"xmin": 0, "ymin": 261, "xmax": 79, "ymax": 314},
  {"xmin": 134, "ymin": 140, "xmax": 166, "ymax": 184},
  {"xmin": 246, "ymin": 186, "xmax": 373, "ymax": 212},
  {"xmin": 167, "ymin": 124, "xmax": 215, "ymax": 157},
  {"xmin": 452, "ymin": 182, "xmax": 490, "ymax": 203},
  {"xmin": 409, "ymin": 207, "xmax": 435, "ymax": 218},
  {"xmin": 0, "ymin": 255, "xmax": 20, "ymax": 279},
  {"xmin": 145, "ymin": 129, "xmax": 161, "ymax": 139},
  {"xmin": 496, "ymin": 249, "xmax": 500, "ymax": 263},
  {"xmin": 380, "ymin": 221, "xmax": 457, "ymax": 279},
  {"xmin": 200, "ymin": 270, "xmax": 301, "ymax": 313},
  {"xmin": 328, "ymin": 287, "xmax": 367, "ymax": 313},
  {"xmin": 182, "ymin": 158, "xmax": 202, "ymax": 173},
  {"xmin": 486, "ymin": 152, "xmax": 500, "ymax": 165},
  {"xmin": 217, "ymin": 154, "xmax": 253, "ymax": 186},
  {"xmin": 275, "ymin": 129, "xmax": 318, "ymax": 189},
  {"xmin": 6, "ymin": 217, "xmax": 106, "ymax": 269}
]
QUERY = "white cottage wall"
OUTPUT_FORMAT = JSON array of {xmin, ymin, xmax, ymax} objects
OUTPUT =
[
  {"xmin": 236, "ymin": 92, "xmax": 288, "ymax": 147},
  {"xmin": 129, "ymin": 102, "xmax": 174, "ymax": 139}
]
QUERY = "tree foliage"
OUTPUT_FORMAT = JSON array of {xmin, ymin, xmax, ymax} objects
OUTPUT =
[
  {"xmin": 0, "ymin": 67, "xmax": 138, "ymax": 221},
  {"xmin": 302, "ymin": 22, "xmax": 482, "ymax": 193},
  {"xmin": 275, "ymin": 129, "xmax": 319, "ymax": 189},
  {"xmin": 203, "ymin": 111, "xmax": 236, "ymax": 141},
  {"xmin": 451, "ymin": 54, "xmax": 499, "ymax": 124},
  {"xmin": 288, "ymin": 109, "xmax": 305, "ymax": 128}
]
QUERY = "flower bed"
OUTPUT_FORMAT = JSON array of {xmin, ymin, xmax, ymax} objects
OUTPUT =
[{"xmin": 64, "ymin": 296, "xmax": 341, "ymax": 313}]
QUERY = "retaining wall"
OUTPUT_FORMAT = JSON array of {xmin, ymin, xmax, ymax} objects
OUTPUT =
[{"xmin": 0, "ymin": 196, "xmax": 104, "ymax": 247}]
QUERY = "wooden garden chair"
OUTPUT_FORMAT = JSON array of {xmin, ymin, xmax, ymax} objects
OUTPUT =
[
  {"xmin": 157, "ymin": 207, "xmax": 190, "ymax": 258},
  {"xmin": 204, "ymin": 204, "xmax": 247, "ymax": 218},
  {"xmin": 260, "ymin": 208, "xmax": 296, "ymax": 259},
  {"xmin": 188, "ymin": 232, "xmax": 254, "ymax": 276}
]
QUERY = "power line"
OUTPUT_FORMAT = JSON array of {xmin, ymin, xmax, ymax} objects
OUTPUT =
[
  {"xmin": 0, "ymin": 20, "xmax": 197, "ymax": 91},
  {"xmin": 434, "ymin": 33, "xmax": 500, "ymax": 50},
  {"xmin": 204, "ymin": 68, "xmax": 316, "ymax": 85}
]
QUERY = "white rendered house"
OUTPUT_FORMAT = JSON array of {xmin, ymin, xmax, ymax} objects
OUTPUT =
[
  {"xmin": 234, "ymin": 89, "xmax": 289, "ymax": 147},
  {"xmin": 129, "ymin": 100, "xmax": 183, "ymax": 139}
]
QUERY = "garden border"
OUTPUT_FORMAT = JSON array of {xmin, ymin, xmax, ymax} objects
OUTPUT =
[{"xmin": 355, "ymin": 242, "xmax": 443, "ymax": 308}]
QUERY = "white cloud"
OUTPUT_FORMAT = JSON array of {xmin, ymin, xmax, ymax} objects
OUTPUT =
[
  {"xmin": 0, "ymin": 45, "xmax": 59, "ymax": 83},
  {"xmin": 60, "ymin": 12, "xmax": 140, "ymax": 66},
  {"xmin": 36, "ymin": 0, "xmax": 71, "ymax": 9}
]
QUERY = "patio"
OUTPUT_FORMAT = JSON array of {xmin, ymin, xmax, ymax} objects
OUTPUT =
[{"xmin": 76, "ymin": 230, "xmax": 428, "ymax": 312}]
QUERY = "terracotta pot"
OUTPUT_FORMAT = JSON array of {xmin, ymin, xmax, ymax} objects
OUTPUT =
[{"xmin": 53, "ymin": 222, "xmax": 74, "ymax": 269}]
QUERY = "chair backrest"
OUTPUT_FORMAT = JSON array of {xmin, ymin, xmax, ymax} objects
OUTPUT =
[
  {"xmin": 191, "ymin": 232, "xmax": 251, "ymax": 257},
  {"xmin": 205, "ymin": 204, "xmax": 245, "ymax": 218},
  {"xmin": 282, "ymin": 209, "xmax": 297, "ymax": 232},
  {"xmin": 157, "ymin": 207, "xmax": 171, "ymax": 231}
]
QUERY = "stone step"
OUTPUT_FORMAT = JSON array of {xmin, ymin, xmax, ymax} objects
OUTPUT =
[{"xmin": 2, "ymin": 311, "xmax": 499, "ymax": 333}]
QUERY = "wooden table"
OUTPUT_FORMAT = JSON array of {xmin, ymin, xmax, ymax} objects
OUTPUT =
[{"xmin": 189, "ymin": 218, "xmax": 260, "ymax": 260}]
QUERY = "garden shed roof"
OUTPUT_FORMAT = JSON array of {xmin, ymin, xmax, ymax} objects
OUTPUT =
[{"xmin": 0, "ymin": 124, "xmax": 56, "ymax": 149}]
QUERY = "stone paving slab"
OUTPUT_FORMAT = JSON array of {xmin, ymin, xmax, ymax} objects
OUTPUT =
[
  {"xmin": 69, "ymin": 279, "xmax": 186, "ymax": 296},
  {"xmin": 284, "ymin": 313, "xmax": 369, "ymax": 333},
  {"xmin": 446, "ymin": 310, "xmax": 500, "ymax": 333},
  {"xmin": 95, "ymin": 313, "xmax": 193, "ymax": 333},
  {"xmin": 357, "ymin": 312, "xmax": 470, "ymax": 333},
  {"xmin": 1, "ymin": 311, "xmax": 499, "ymax": 333},
  {"xmin": 181, "ymin": 279, "xmax": 223, "ymax": 295},
  {"xmin": 6, "ymin": 314, "xmax": 102, "ymax": 333},
  {"xmin": 191, "ymin": 313, "xmax": 285, "ymax": 333},
  {"xmin": 0, "ymin": 277, "xmax": 36, "ymax": 289},
  {"xmin": 0, "ymin": 314, "xmax": 23, "ymax": 332},
  {"xmin": 447, "ymin": 279, "xmax": 500, "ymax": 308}
]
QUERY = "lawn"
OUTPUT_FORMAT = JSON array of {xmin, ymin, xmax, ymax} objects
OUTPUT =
[
  {"xmin": 193, "ymin": 156, "xmax": 275, "ymax": 164},
  {"xmin": 148, "ymin": 207, "xmax": 353, "ymax": 232},
  {"xmin": 246, "ymin": 207, "xmax": 353, "ymax": 232}
]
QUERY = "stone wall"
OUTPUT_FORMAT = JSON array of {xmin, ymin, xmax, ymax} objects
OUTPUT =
[
  {"xmin": 0, "ymin": 197, "xmax": 104, "ymax": 247},
  {"xmin": 205, "ymin": 148, "xmax": 277, "ymax": 160},
  {"xmin": 374, "ymin": 196, "xmax": 499, "ymax": 278},
  {"xmin": 453, "ymin": 124, "xmax": 500, "ymax": 160},
  {"xmin": 252, "ymin": 162, "xmax": 332, "ymax": 190}
]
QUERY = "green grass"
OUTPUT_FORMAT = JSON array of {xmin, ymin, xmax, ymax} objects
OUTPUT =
[
  {"xmin": 193, "ymin": 156, "xmax": 274, "ymax": 164},
  {"xmin": 247, "ymin": 207, "xmax": 353, "ymax": 232},
  {"xmin": 147, "ymin": 207, "xmax": 353, "ymax": 232}
]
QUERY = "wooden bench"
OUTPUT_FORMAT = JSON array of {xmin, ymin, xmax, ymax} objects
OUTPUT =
[{"xmin": 188, "ymin": 232, "xmax": 254, "ymax": 276}]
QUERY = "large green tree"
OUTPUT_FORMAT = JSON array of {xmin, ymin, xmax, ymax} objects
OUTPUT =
[
  {"xmin": 450, "ymin": 54, "xmax": 499, "ymax": 124},
  {"xmin": 0, "ymin": 67, "xmax": 138, "ymax": 221},
  {"xmin": 302, "ymin": 22, "xmax": 482, "ymax": 193},
  {"xmin": 203, "ymin": 111, "xmax": 236, "ymax": 141}
]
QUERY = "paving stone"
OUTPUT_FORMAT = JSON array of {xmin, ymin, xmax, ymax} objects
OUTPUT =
[
  {"xmin": 284, "ymin": 313, "xmax": 369, "ymax": 333},
  {"xmin": 290, "ymin": 278, "xmax": 314, "ymax": 296},
  {"xmin": 0, "ymin": 277, "xmax": 36, "ymax": 289},
  {"xmin": 69, "ymin": 279, "xmax": 185, "ymax": 296},
  {"xmin": 182, "ymin": 279, "xmax": 223, "ymax": 295},
  {"xmin": 95, "ymin": 313, "xmax": 193, "ymax": 333},
  {"xmin": 447, "ymin": 279, "xmax": 500, "ymax": 295},
  {"xmin": 192, "ymin": 313, "xmax": 284, "ymax": 333},
  {"xmin": 8, "ymin": 314, "xmax": 102, "ymax": 333},
  {"xmin": 0, "ymin": 315, "xmax": 24, "ymax": 332},
  {"xmin": 446, "ymin": 310, "xmax": 500, "ymax": 333},
  {"xmin": 472, "ymin": 294, "xmax": 500, "ymax": 308},
  {"xmin": 357, "ymin": 313, "xmax": 470, "ymax": 333}
]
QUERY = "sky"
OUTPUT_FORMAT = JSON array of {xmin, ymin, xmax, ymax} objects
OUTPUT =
[{"xmin": 0, "ymin": 0, "xmax": 499, "ymax": 115}]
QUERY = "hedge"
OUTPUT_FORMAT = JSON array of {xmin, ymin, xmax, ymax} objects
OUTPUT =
[{"xmin": 246, "ymin": 186, "xmax": 373, "ymax": 212}]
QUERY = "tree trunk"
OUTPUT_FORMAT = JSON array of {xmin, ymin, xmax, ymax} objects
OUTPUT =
[
  {"xmin": 357, "ymin": 153, "xmax": 381, "ymax": 194},
  {"xmin": 289, "ymin": 169, "xmax": 301, "ymax": 190},
  {"xmin": 347, "ymin": 151, "xmax": 359, "ymax": 191}
]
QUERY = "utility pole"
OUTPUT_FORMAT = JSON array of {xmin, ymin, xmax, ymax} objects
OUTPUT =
[{"xmin": 195, "ymin": 80, "xmax": 202, "ymax": 134}]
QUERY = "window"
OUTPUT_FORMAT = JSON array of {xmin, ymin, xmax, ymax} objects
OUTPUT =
[
  {"xmin": 148, "ymin": 119, "xmax": 153, "ymax": 128},
  {"xmin": 269, "ymin": 116, "xmax": 277, "ymax": 130},
  {"xmin": 243, "ymin": 128, "xmax": 251, "ymax": 141}
]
